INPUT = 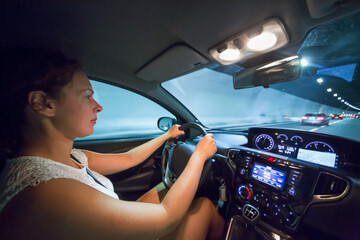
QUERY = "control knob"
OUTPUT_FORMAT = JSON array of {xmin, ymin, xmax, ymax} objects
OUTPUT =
[{"xmin": 237, "ymin": 185, "xmax": 252, "ymax": 201}]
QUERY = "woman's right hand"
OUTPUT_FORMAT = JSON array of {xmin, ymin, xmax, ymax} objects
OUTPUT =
[{"xmin": 193, "ymin": 134, "xmax": 217, "ymax": 162}]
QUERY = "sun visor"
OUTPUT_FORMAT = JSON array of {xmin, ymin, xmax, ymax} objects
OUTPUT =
[{"xmin": 135, "ymin": 44, "xmax": 208, "ymax": 82}]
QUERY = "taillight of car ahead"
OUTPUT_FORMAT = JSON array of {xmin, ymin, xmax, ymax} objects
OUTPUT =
[
  {"xmin": 302, "ymin": 116, "xmax": 308, "ymax": 120},
  {"xmin": 339, "ymin": 115, "xmax": 343, "ymax": 118},
  {"xmin": 317, "ymin": 116, "xmax": 325, "ymax": 120}
]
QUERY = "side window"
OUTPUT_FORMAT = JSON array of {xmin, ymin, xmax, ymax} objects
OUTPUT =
[{"xmin": 77, "ymin": 80, "xmax": 176, "ymax": 141}]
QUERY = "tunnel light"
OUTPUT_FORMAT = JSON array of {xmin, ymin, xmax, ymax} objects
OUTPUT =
[
  {"xmin": 333, "ymin": 93, "xmax": 338, "ymax": 97},
  {"xmin": 338, "ymin": 97, "xmax": 341, "ymax": 100},
  {"xmin": 341, "ymin": 99, "xmax": 345, "ymax": 102},
  {"xmin": 327, "ymin": 88, "xmax": 332, "ymax": 92},
  {"xmin": 300, "ymin": 58, "xmax": 308, "ymax": 67},
  {"xmin": 209, "ymin": 18, "xmax": 288, "ymax": 65},
  {"xmin": 317, "ymin": 78, "xmax": 323, "ymax": 84}
]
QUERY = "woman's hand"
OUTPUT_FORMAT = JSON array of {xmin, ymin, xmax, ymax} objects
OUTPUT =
[
  {"xmin": 193, "ymin": 134, "xmax": 217, "ymax": 162},
  {"xmin": 166, "ymin": 124, "xmax": 185, "ymax": 139}
]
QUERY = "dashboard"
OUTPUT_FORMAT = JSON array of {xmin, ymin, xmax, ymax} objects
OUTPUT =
[{"xmin": 217, "ymin": 127, "xmax": 360, "ymax": 239}]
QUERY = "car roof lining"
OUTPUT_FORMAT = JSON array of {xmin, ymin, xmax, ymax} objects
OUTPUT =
[{"xmin": 1, "ymin": 1, "xmax": 360, "ymax": 94}]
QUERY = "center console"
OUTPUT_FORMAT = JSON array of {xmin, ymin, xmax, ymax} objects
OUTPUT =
[{"xmin": 225, "ymin": 146, "xmax": 319, "ymax": 236}]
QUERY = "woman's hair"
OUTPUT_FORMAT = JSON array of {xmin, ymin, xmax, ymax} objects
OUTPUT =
[{"xmin": 0, "ymin": 48, "xmax": 80, "ymax": 162}]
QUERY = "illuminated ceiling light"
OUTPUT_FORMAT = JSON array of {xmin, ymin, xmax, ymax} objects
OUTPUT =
[
  {"xmin": 218, "ymin": 44, "xmax": 242, "ymax": 62},
  {"xmin": 333, "ymin": 93, "xmax": 338, "ymax": 97},
  {"xmin": 341, "ymin": 99, "xmax": 344, "ymax": 102},
  {"xmin": 300, "ymin": 58, "xmax": 308, "ymax": 67},
  {"xmin": 247, "ymin": 32, "xmax": 277, "ymax": 51},
  {"xmin": 317, "ymin": 78, "xmax": 323, "ymax": 84},
  {"xmin": 209, "ymin": 18, "xmax": 288, "ymax": 65},
  {"xmin": 338, "ymin": 97, "xmax": 341, "ymax": 100},
  {"xmin": 327, "ymin": 88, "xmax": 332, "ymax": 92}
]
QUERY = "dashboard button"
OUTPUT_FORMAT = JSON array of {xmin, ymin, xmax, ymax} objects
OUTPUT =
[{"xmin": 287, "ymin": 187, "xmax": 297, "ymax": 197}]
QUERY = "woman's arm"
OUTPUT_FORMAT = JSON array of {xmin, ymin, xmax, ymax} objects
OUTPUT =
[
  {"xmin": 83, "ymin": 125, "xmax": 184, "ymax": 175},
  {"xmin": 1, "ymin": 134, "xmax": 217, "ymax": 240}
]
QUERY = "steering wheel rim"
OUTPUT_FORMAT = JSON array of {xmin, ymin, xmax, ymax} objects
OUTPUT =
[{"xmin": 161, "ymin": 122, "xmax": 212, "ymax": 189}]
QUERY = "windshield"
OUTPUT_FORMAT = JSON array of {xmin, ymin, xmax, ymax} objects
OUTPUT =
[{"xmin": 162, "ymin": 12, "xmax": 360, "ymax": 142}]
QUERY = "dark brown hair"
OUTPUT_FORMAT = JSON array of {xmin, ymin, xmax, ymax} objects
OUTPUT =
[{"xmin": 0, "ymin": 48, "xmax": 80, "ymax": 162}]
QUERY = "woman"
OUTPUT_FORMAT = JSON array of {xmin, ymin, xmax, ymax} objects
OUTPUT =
[{"xmin": 0, "ymin": 48, "xmax": 224, "ymax": 239}]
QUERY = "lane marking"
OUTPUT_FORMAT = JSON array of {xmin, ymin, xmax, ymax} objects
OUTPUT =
[{"xmin": 310, "ymin": 118, "xmax": 351, "ymax": 131}]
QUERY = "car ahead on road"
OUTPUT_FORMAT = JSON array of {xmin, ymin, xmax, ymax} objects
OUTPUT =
[
  {"xmin": 2, "ymin": 1, "xmax": 360, "ymax": 240},
  {"xmin": 302, "ymin": 113, "xmax": 330, "ymax": 125},
  {"xmin": 331, "ymin": 114, "xmax": 344, "ymax": 120}
]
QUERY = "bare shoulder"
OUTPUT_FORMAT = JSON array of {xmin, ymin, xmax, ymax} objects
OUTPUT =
[{"xmin": 0, "ymin": 179, "xmax": 167, "ymax": 239}]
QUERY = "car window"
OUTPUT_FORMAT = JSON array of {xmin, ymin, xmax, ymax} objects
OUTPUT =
[{"xmin": 76, "ymin": 80, "xmax": 175, "ymax": 141}]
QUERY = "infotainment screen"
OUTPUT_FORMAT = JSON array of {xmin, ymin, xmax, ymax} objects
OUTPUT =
[
  {"xmin": 297, "ymin": 148, "xmax": 337, "ymax": 168},
  {"xmin": 251, "ymin": 163, "xmax": 286, "ymax": 190}
]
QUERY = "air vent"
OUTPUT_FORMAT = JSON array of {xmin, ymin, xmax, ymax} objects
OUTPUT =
[{"xmin": 313, "ymin": 172, "xmax": 349, "ymax": 202}]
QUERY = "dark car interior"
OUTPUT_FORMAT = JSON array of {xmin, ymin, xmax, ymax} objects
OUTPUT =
[{"xmin": 2, "ymin": 1, "xmax": 360, "ymax": 240}]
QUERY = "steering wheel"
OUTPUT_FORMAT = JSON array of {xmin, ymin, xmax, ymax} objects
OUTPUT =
[{"xmin": 161, "ymin": 122, "xmax": 212, "ymax": 189}]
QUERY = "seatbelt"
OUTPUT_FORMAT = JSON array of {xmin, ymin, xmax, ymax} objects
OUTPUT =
[{"xmin": 70, "ymin": 154, "xmax": 108, "ymax": 189}]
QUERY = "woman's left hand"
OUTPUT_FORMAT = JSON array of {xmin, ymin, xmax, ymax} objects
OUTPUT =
[{"xmin": 167, "ymin": 124, "xmax": 185, "ymax": 139}]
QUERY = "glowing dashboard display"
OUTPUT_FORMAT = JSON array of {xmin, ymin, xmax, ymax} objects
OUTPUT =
[
  {"xmin": 252, "ymin": 131, "xmax": 340, "ymax": 168},
  {"xmin": 251, "ymin": 163, "xmax": 286, "ymax": 190},
  {"xmin": 297, "ymin": 148, "xmax": 337, "ymax": 167}
]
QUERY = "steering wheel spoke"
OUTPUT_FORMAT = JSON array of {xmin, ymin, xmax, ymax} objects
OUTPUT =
[{"xmin": 161, "ymin": 122, "xmax": 212, "ymax": 189}]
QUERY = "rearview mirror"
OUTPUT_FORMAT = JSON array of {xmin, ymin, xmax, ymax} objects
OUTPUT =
[{"xmin": 233, "ymin": 55, "xmax": 300, "ymax": 89}]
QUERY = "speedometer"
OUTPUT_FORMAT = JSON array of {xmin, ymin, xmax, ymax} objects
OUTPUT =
[
  {"xmin": 255, "ymin": 134, "xmax": 275, "ymax": 151},
  {"xmin": 305, "ymin": 141, "xmax": 335, "ymax": 153}
]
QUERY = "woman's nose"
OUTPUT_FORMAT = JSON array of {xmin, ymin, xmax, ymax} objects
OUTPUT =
[{"xmin": 94, "ymin": 100, "xmax": 103, "ymax": 112}]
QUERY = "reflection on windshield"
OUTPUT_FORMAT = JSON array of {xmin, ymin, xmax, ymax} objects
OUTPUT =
[{"xmin": 162, "ymin": 12, "xmax": 360, "ymax": 142}]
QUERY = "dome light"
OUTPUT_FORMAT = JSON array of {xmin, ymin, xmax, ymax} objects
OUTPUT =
[
  {"xmin": 218, "ymin": 44, "xmax": 242, "ymax": 62},
  {"xmin": 247, "ymin": 32, "xmax": 277, "ymax": 51},
  {"xmin": 209, "ymin": 18, "xmax": 288, "ymax": 65}
]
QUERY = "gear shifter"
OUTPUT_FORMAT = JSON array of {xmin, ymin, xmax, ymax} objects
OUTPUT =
[
  {"xmin": 242, "ymin": 204, "xmax": 261, "ymax": 240},
  {"xmin": 242, "ymin": 204, "xmax": 260, "ymax": 224}
]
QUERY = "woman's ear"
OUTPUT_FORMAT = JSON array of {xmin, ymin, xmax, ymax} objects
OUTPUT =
[{"xmin": 27, "ymin": 91, "xmax": 56, "ymax": 117}]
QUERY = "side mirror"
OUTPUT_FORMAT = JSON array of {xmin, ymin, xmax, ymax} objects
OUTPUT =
[
  {"xmin": 157, "ymin": 117, "xmax": 176, "ymax": 132},
  {"xmin": 233, "ymin": 55, "xmax": 300, "ymax": 89}
]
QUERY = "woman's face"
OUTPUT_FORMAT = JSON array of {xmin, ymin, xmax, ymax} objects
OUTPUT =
[{"xmin": 51, "ymin": 70, "xmax": 103, "ymax": 140}]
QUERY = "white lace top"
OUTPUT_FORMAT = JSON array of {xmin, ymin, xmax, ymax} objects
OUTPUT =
[{"xmin": 0, "ymin": 149, "xmax": 119, "ymax": 212}]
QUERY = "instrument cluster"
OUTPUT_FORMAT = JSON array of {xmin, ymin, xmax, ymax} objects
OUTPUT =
[{"xmin": 248, "ymin": 128, "xmax": 343, "ymax": 168}]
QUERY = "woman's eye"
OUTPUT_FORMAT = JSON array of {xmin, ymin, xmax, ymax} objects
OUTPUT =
[{"xmin": 85, "ymin": 95, "xmax": 93, "ymax": 99}]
